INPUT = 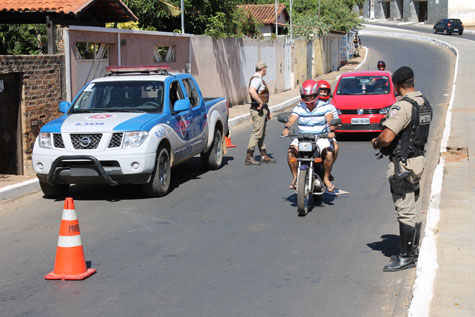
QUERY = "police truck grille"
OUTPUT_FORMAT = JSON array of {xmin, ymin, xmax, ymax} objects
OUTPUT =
[
  {"xmin": 53, "ymin": 133, "xmax": 65, "ymax": 148},
  {"xmin": 70, "ymin": 134, "xmax": 102, "ymax": 149},
  {"xmin": 108, "ymin": 133, "xmax": 123, "ymax": 148}
]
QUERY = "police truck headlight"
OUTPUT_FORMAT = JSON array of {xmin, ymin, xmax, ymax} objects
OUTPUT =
[
  {"xmin": 123, "ymin": 131, "xmax": 148, "ymax": 148},
  {"xmin": 39, "ymin": 132, "xmax": 52, "ymax": 149},
  {"xmin": 379, "ymin": 106, "xmax": 391, "ymax": 114}
]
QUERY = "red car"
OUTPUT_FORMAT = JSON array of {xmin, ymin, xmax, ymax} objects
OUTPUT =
[{"xmin": 331, "ymin": 71, "xmax": 396, "ymax": 133}]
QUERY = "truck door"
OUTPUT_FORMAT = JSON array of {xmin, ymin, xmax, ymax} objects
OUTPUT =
[
  {"xmin": 183, "ymin": 77, "xmax": 207, "ymax": 154},
  {"xmin": 168, "ymin": 80, "xmax": 193, "ymax": 161}
]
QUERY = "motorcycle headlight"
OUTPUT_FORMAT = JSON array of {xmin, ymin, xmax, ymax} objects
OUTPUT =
[
  {"xmin": 298, "ymin": 141, "xmax": 313, "ymax": 152},
  {"xmin": 123, "ymin": 131, "xmax": 148, "ymax": 148},
  {"xmin": 39, "ymin": 132, "xmax": 52, "ymax": 149},
  {"xmin": 380, "ymin": 106, "xmax": 391, "ymax": 114}
]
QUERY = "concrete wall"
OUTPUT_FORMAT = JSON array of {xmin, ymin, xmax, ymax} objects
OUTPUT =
[
  {"xmin": 448, "ymin": 0, "xmax": 475, "ymax": 24},
  {"xmin": 428, "ymin": 0, "xmax": 448, "ymax": 23},
  {"xmin": 390, "ymin": 0, "xmax": 403, "ymax": 19},
  {"xmin": 293, "ymin": 39, "xmax": 308, "ymax": 87},
  {"xmin": 0, "ymin": 55, "xmax": 65, "ymax": 168}
]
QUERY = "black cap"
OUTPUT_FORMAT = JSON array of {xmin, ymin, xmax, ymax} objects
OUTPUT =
[{"xmin": 392, "ymin": 66, "xmax": 414, "ymax": 84}]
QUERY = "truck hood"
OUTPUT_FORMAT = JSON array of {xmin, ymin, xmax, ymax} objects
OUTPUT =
[
  {"xmin": 41, "ymin": 113, "xmax": 167, "ymax": 133},
  {"xmin": 332, "ymin": 95, "xmax": 395, "ymax": 110}
]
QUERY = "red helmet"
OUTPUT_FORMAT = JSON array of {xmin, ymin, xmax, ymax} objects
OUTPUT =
[
  {"xmin": 317, "ymin": 80, "xmax": 331, "ymax": 100},
  {"xmin": 300, "ymin": 80, "xmax": 318, "ymax": 106},
  {"xmin": 377, "ymin": 60, "xmax": 386, "ymax": 70}
]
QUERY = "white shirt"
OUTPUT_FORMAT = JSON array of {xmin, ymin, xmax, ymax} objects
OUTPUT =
[
  {"xmin": 291, "ymin": 101, "xmax": 333, "ymax": 135},
  {"xmin": 249, "ymin": 73, "xmax": 266, "ymax": 94}
]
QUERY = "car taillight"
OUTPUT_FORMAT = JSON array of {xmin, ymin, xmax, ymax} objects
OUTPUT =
[{"xmin": 448, "ymin": 22, "xmax": 451, "ymax": 27}]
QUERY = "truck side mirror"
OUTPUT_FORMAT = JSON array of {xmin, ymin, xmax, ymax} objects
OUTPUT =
[
  {"xmin": 173, "ymin": 99, "xmax": 191, "ymax": 113},
  {"xmin": 278, "ymin": 112, "xmax": 291, "ymax": 123},
  {"xmin": 59, "ymin": 101, "xmax": 71, "ymax": 113}
]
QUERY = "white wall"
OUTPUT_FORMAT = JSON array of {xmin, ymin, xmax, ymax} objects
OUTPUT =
[{"xmin": 448, "ymin": 0, "xmax": 475, "ymax": 24}]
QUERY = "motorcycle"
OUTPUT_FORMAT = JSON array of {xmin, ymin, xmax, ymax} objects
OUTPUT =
[{"xmin": 278, "ymin": 112, "xmax": 341, "ymax": 216}]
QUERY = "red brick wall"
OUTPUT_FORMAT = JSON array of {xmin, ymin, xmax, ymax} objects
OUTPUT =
[{"xmin": 0, "ymin": 55, "xmax": 65, "ymax": 171}]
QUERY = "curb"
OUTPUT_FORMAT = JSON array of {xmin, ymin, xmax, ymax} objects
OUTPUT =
[{"xmin": 0, "ymin": 178, "xmax": 40, "ymax": 201}]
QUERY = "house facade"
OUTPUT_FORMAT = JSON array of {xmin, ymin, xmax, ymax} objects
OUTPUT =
[
  {"xmin": 236, "ymin": 4, "xmax": 290, "ymax": 36},
  {"xmin": 363, "ymin": 0, "xmax": 475, "ymax": 24}
]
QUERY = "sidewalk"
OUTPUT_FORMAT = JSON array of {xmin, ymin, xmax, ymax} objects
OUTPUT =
[{"xmin": 0, "ymin": 50, "xmax": 366, "ymax": 202}]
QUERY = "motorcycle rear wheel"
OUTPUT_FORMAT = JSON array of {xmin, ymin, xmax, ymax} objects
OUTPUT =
[{"xmin": 297, "ymin": 169, "xmax": 310, "ymax": 216}]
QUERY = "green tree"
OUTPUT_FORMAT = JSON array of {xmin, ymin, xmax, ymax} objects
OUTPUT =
[
  {"xmin": 291, "ymin": 15, "xmax": 331, "ymax": 40},
  {"xmin": 0, "ymin": 24, "xmax": 47, "ymax": 55},
  {"xmin": 320, "ymin": 0, "xmax": 362, "ymax": 32}
]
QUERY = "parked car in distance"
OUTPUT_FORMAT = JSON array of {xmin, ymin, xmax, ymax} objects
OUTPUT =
[
  {"xmin": 331, "ymin": 71, "xmax": 396, "ymax": 133},
  {"xmin": 433, "ymin": 18, "xmax": 464, "ymax": 35}
]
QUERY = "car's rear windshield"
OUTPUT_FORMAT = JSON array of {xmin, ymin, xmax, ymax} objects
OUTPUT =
[
  {"xmin": 336, "ymin": 76, "xmax": 390, "ymax": 95},
  {"xmin": 449, "ymin": 19, "xmax": 462, "ymax": 24},
  {"xmin": 70, "ymin": 81, "xmax": 165, "ymax": 114}
]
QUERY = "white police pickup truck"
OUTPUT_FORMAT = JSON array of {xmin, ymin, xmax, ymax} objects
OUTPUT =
[{"xmin": 33, "ymin": 66, "xmax": 228, "ymax": 198}]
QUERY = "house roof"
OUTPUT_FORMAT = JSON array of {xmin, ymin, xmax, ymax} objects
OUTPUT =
[
  {"xmin": 0, "ymin": 0, "xmax": 137, "ymax": 25},
  {"xmin": 236, "ymin": 4, "xmax": 289, "ymax": 25}
]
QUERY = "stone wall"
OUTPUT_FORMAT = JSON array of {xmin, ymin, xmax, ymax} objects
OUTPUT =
[{"xmin": 0, "ymin": 55, "xmax": 65, "ymax": 169}]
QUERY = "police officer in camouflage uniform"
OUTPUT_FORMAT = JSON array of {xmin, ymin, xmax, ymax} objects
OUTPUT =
[{"xmin": 371, "ymin": 66, "xmax": 432, "ymax": 272}]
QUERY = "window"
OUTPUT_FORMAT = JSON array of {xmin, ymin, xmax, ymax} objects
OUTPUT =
[
  {"xmin": 75, "ymin": 43, "xmax": 109, "ymax": 60},
  {"xmin": 169, "ymin": 81, "xmax": 184, "ymax": 110},
  {"xmin": 154, "ymin": 45, "xmax": 176, "ymax": 63},
  {"xmin": 183, "ymin": 79, "xmax": 200, "ymax": 107},
  {"xmin": 337, "ymin": 76, "xmax": 390, "ymax": 95},
  {"xmin": 71, "ymin": 81, "xmax": 164, "ymax": 113}
]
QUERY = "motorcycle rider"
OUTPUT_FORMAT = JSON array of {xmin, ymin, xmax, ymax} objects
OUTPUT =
[
  {"xmin": 377, "ymin": 60, "xmax": 386, "ymax": 71},
  {"xmin": 282, "ymin": 80, "xmax": 336, "ymax": 192}
]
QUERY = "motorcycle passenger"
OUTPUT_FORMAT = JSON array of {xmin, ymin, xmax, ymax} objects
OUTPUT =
[
  {"xmin": 317, "ymin": 80, "xmax": 339, "ymax": 181},
  {"xmin": 282, "ymin": 80, "xmax": 336, "ymax": 192},
  {"xmin": 377, "ymin": 60, "xmax": 386, "ymax": 71}
]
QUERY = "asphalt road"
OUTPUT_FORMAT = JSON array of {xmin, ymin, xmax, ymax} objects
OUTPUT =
[
  {"xmin": 0, "ymin": 36, "xmax": 454, "ymax": 317},
  {"xmin": 370, "ymin": 22, "xmax": 475, "ymax": 42}
]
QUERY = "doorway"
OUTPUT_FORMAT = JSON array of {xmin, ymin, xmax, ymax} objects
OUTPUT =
[
  {"xmin": 0, "ymin": 73, "xmax": 23, "ymax": 174},
  {"xmin": 417, "ymin": 1, "xmax": 428, "ymax": 22}
]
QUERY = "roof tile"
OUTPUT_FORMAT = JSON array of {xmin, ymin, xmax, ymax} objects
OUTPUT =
[{"xmin": 237, "ymin": 4, "xmax": 287, "ymax": 25}]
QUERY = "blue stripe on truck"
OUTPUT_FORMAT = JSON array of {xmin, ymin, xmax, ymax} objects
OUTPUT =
[{"xmin": 113, "ymin": 113, "xmax": 168, "ymax": 132}]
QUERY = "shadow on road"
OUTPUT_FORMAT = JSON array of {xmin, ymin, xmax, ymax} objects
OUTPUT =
[
  {"xmin": 52, "ymin": 155, "xmax": 235, "ymax": 201},
  {"xmin": 336, "ymin": 132, "xmax": 379, "ymax": 142},
  {"xmin": 367, "ymin": 234, "xmax": 399, "ymax": 258}
]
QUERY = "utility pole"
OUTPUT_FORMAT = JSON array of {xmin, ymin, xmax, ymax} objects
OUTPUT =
[
  {"xmin": 275, "ymin": 0, "xmax": 278, "ymax": 36},
  {"xmin": 181, "ymin": 0, "xmax": 185, "ymax": 33},
  {"xmin": 290, "ymin": 0, "xmax": 293, "ymax": 40}
]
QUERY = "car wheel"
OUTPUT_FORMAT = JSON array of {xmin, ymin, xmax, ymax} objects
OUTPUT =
[
  {"xmin": 201, "ymin": 128, "xmax": 223, "ymax": 170},
  {"xmin": 39, "ymin": 181, "xmax": 69, "ymax": 199},
  {"xmin": 443, "ymin": 28, "xmax": 448, "ymax": 35},
  {"xmin": 143, "ymin": 146, "xmax": 171, "ymax": 197},
  {"xmin": 433, "ymin": 28, "xmax": 437, "ymax": 34},
  {"xmin": 459, "ymin": 31, "xmax": 463, "ymax": 35}
]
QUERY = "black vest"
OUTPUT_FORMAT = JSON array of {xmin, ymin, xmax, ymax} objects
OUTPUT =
[{"xmin": 381, "ymin": 96, "xmax": 432, "ymax": 161}]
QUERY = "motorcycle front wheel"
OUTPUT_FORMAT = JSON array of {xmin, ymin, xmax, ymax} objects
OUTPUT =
[{"xmin": 297, "ymin": 168, "xmax": 311, "ymax": 216}]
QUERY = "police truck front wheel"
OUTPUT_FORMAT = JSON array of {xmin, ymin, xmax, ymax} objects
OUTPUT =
[
  {"xmin": 39, "ymin": 181, "xmax": 69, "ymax": 199},
  {"xmin": 143, "ymin": 146, "xmax": 171, "ymax": 197},
  {"xmin": 201, "ymin": 129, "xmax": 223, "ymax": 170}
]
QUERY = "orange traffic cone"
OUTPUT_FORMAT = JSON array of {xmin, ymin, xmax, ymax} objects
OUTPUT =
[
  {"xmin": 45, "ymin": 197, "xmax": 96, "ymax": 280},
  {"xmin": 225, "ymin": 136, "xmax": 237, "ymax": 148}
]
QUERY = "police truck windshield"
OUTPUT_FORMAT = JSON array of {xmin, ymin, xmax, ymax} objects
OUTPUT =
[{"xmin": 71, "ymin": 81, "xmax": 165, "ymax": 113}]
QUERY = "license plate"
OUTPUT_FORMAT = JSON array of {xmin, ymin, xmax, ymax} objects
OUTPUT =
[
  {"xmin": 454, "ymin": 29, "xmax": 459, "ymax": 31},
  {"xmin": 351, "ymin": 118, "xmax": 370, "ymax": 125}
]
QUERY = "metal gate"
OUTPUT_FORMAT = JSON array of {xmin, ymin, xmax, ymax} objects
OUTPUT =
[
  {"xmin": 75, "ymin": 43, "xmax": 109, "ymax": 92},
  {"xmin": 0, "ymin": 73, "xmax": 22, "ymax": 174}
]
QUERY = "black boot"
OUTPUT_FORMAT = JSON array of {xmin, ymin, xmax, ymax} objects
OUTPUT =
[
  {"xmin": 245, "ymin": 150, "xmax": 260, "ymax": 165},
  {"xmin": 390, "ymin": 222, "xmax": 422, "ymax": 262},
  {"xmin": 383, "ymin": 223, "xmax": 416, "ymax": 272}
]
